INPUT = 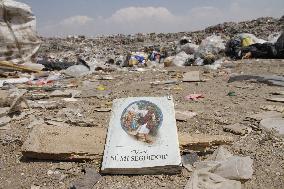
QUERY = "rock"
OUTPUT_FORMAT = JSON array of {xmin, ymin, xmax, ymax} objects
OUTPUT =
[
  {"xmin": 271, "ymin": 91, "xmax": 284, "ymax": 95},
  {"xmin": 26, "ymin": 118, "xmax": 45, "ymax": 129},
  {"xmin": 94, "ymin": 108, "xmax": 111, "ymax": 112},
  {"xmin": 150, "ymin": 79, "xmax": 178, "ymax": 85},
  {"xmin": 0, "ymin": 116, "xmax": 11, "ymax": 127},
  {"xmin": 228, "ymin": 74, "xmax": 284, "ymax": 87},
  {"xmin": 267, "ymin": 97, "xmax": 284, "ymax": 103},
  {"xmin": 185, "ymin": 170, "xmax": 241, "ymax": 189},
  {"xmin": 49, "ymin": 90, "xmax": 72, "ymax": 98},
  {"xmin": 259, "ymin": 118, "xmax": 284, "ymax": 135},
  {"xmin": 0, "ymin": 107, "xmax": 9, "ymax": 117},
  {"xmin": 8, "ymin": 89, "xmax": 28, "ymax": 113},
  {"xmin": 175, "ymin": 110, "xmax": 197, "ymax": 122},
  {"xmin": 179, "ymin": 133, "xmax": 234, "ymax": 151},
  {"xmin": 207, "ymin": 146, "xmax": 233, "ymax": 161},
  {"xmin": 223, "ymin": 123, "xmax": 250, "ymax": 135},
  {"xmin": 260, "ymin": 105, "xmax": 284, "ymax": 113},
  {"xmin": 193, "ymin": 146, "xmax": 254, "ymax": 181},
  {"xmin": 21, "ymin": 125, "xmax": 107, "ymax": 161},
  {"xmin": 182, "ymin": 153, "xmax": 199, "ymax": 172},
  {"xmin": 182, "ymin": 71, "xmax": 201, "ymax": 82},
  {"xmin": 69, "ymin": 168, "xmax": 102, "ymax": 189},
  {"xmin": 246, "ymin": 111, "xmax": 283, "ymax": 121},
  {"xmin": 213, "ymin": 156, "xmax": 254, "ymax": 180},
  {"xmin": 27, "ymin": 100, "xmax": 64, "ymax": 109},
  {"xmin": 30, "ymin": 185, "xmax": 41, "ymax": 189}
]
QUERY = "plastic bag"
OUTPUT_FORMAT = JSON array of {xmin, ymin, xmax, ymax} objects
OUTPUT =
[
  {"xmin": 173, "ymin": 52, "xmax": 193, "ymax": 67},
  {"xmin": 64, "ymin": 65, "xmax": 90, "ymax": 78},
  {"xmin": 0, "ymin": 0, "xmax": 41, "ymax": 64},
  {"xmin": 195, "ymin": 35, "xmax": 225, "ymax": 59}
]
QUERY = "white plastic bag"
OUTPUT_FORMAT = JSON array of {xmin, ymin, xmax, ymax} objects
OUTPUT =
[
  {"xmin": 195, "ymin": 35, "xmax": 225, "ymax": 58},
  {"xmin": 0, "ymin": 0, "xmax": 41, "ymax": 64},
  {"xmin": 173, "ymin": 52, "xmax": 192, "ymax": 67}
]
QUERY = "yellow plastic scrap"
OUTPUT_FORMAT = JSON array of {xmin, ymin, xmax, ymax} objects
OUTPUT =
[
  {"xmin": 97, "ymin": 85, "xmax": 106, "ymax": 91},
  {"xmin": 129, "ymin": 58, "xmax": 138, "ymax": 66},
  {"xmin": 242, "ymin": 37, "xmax": 253, "ymax": 47}
]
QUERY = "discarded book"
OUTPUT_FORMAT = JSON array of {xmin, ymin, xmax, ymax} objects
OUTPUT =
[{"xmin": 101, "ymin": 96, "xmax": 182, "ymax": 174}]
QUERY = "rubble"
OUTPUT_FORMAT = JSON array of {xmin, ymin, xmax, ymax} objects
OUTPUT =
[
  {"xmin": 69, "ymin": 168, "xmax": 102, "ymax": 189},
  {"xmin": 21, "ymin": 125, "xmax": 107, "ymax": 161},
  {"xmin": 179, "ymin": 133, "xmax": 234, "ymax": 151},
  {"xmin": 259, "ymin": 118, "xmax": 284, "ymax": 135},
  {"xmin": 182, "ymin": 71, "xmax": 201, "ymax": 82},
  {"xmin": 223, "ymin": 123, "xmax": 251, "ymax": 136}
]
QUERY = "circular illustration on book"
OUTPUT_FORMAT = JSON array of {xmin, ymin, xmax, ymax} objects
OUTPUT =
[{"xmin": 121, "ymin": 100, "xmax": 163, "ymax": 144}]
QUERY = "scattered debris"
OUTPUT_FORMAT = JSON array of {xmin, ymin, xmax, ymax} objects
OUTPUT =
[
  {"xmin": 185, "ymin": 146, "xmax": 253, "ymax": 189},
  {"xmin": 21, "ymin": 125, "xmax": 107, "ymax": 161},
  {"xmin": 69, "ymin": 168, "xmax": 102, "ymax": 189},
  {"xmin": 150, "ymin": 79, "xmax": 178, "ymax": 85},
  {"xmin": 179, "ymin": 133, "xmax": 234, "ymax": 151},
  {"xmin": 183, "ymin": 71, "xmax": 201, "ymax": 82},
  {"xmin": 223, "ymin": 123, "xmax": 251, "ymax": 136},
  {"xmin": 259, "ymin": 118, "xmax": 284, "ymax": 136},
  {"xmin": 185, "ymin": 170, "xmax": 241, "ymax": 189},
  {"xmin": 182, "ymin": 153, "xmax": 199, "ymax": 172},
  {"xmin": 227, "ymin": 91, "xmax": 236, "ymax": 97},
  {"xmin": 228, "ymin": 74, "xmax": 284, "ymax": 87},
  {"xmin": 246, "ymin": 111, "xmax": 283, "ymax": 121},
  {"xmin": 185, "ymin": 94, "xmax": 205, "ymax": 101},
  {"xmin": 175, "ymin": 110, "xmax": 197, "ymax": 122},
  {"xmin": 260, "ymin": 105, "xmax": 284, "ymax": 112},
  {"xmin": 266, "ymin": 97, "xmax": 284, "ymax": 103}
]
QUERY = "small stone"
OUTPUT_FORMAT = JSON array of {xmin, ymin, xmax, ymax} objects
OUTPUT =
[
  {"xmin": 247, "ymin": 111, "xmax": 283, "ymax": 121},
  {"xmin": 47, "ymin": 170, "xmax": 54, "ymax": 176},
  {"xmin": 259, "ymin": 118, "xmax": 284, "ymax": 136},
  {"xmin": 175, "ymin": 110, "xmax": 197, "ymax": 122},
  {"xmin": 0, "ymin": 107, "xmax": 9, "ymax": 117},
  {"xmin": 223, "ymin": 123, "xmax": 250, "ymax": 135},
  {"xmin": 69, "ymin": 168, "xmax": 102, "ymax": 189},
  {"xmin": 0, "ymin": 116, "xmax": 11, "ymax": 127},
  {"xmin": 267, "ymin": 97, "xmax": 284, "ymax": 103}
]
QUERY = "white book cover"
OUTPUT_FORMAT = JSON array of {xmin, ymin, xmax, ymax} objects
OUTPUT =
[{"xmin": 101, "ymin": 96, "xmax": 182, "ymax": 174}]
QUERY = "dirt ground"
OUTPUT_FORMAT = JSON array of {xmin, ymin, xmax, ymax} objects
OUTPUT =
[{"xmin": 0, "ymin": 59, "xmax": 284, "ymax": 189}]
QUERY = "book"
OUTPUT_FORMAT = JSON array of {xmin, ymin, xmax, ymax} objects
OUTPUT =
[{"xmin": 101, "ymin": 96, "xmax": 182, "ymax": 174}]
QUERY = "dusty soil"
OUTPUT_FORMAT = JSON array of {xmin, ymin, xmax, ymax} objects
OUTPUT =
[{"xmin": 0, "ymin": 59, "xmax": 284, "ymax": 189}]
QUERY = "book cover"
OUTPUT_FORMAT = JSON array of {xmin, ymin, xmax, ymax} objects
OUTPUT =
[{"xmin": 101, "ymin": 96, "xmax": 182, "ymax": 174}]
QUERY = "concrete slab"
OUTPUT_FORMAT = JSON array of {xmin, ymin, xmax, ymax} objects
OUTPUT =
[{"xmin": 22, "ymin": 125, "xmax": 107, "ymax": 161}]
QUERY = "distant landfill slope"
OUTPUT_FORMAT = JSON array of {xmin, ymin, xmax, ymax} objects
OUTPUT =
[{"xmin": 38, "ymin": 16, "xmax": 283, "ymax": 62}]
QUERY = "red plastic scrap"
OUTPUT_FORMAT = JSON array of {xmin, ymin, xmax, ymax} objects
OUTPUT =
[{"xmin": 185, "ymin": 94, "xmax": 204, "ymax": 101}]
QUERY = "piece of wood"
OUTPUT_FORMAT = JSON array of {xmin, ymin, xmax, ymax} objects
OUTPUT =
[
  {"xmin": 179, "ymin": 133, "xmax": 234, "ymax": 151},
  {"xmin": 21, "ymin": 125, "xmax": 107, "ymax": 161}
]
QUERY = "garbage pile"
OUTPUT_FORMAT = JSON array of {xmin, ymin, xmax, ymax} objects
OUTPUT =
[{"xmin": 34, "ymin": 16, "xmax": 283, "ymax": 72}]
